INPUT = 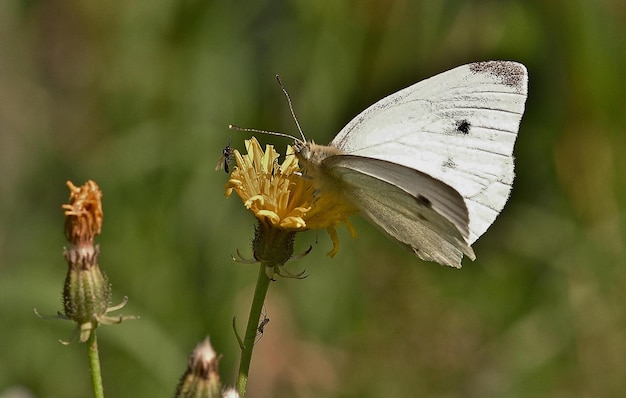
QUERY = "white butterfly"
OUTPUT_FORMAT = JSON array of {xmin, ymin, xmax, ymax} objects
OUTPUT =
[{"xmin": 292, "ymin": 61, "xmax": 528, "ymax": 267}]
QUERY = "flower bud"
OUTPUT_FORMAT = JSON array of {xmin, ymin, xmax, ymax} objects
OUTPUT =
[{"xmin": 175, "ymin": 338, "xmax": 223, "ymax": 398}]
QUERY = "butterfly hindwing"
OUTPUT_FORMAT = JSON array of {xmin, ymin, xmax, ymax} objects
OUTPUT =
[{"xmin": 322, "ymin": 155, "xmax": 475, "ymax": 267}]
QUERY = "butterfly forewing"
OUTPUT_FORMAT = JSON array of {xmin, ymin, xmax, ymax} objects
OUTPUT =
[{"xmin": 330, "ymin": 61, "xmax": 528, "ymax": 244}]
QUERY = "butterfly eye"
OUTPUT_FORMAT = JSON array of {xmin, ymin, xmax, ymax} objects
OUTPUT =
[{"xmin": 293, "ymin": 141, "xmax": 309, "ymax": 158}]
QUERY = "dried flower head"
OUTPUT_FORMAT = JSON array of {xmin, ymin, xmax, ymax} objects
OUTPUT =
[
  {"xmin": 63, "ymin": 180, "xmax": 103, "ymax": 244},
  {"xmin": 36, "ymin": 180, "xmax": 136, "ymax": 344}
]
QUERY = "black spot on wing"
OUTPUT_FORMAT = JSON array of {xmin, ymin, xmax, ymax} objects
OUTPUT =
[
  {"xmin": 441, "ymin": 158, "xmax": 457, "ymax": 170},
  {"xmin": 416, "ymin": 194, "xmax": 432, "ymax": 208},
  {"xmin": 415, "ymin": 196, "xmax": 432, "ymax": 221},
  {"xmin": 455, "ymin": 119, "xmax": 471, "ymax": 134}
]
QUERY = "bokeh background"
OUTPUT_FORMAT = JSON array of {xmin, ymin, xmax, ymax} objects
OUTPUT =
[{"xmin": 1, "ymin": 1, "xmax": 625, "ymax": 397}]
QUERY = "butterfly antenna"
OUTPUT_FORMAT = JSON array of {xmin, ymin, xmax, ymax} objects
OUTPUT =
[
  {"xmin": 228, "ymin": 125, "xmax": 299, "ymax": 141},
  {"xmin": 275, "ymin": 75, "xmax": 306, "ymax": 142}
]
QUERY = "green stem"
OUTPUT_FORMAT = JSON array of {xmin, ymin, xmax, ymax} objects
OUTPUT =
[
  {"xmin": 236, "ymin": 263, "xmax": 271, "ymax": 397},
  {"xmin": 87, "ymin": 331, "xmax": 104, "ymax": 398}
]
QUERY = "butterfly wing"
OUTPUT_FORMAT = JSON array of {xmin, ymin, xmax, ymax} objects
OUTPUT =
[
  {"xmin": 322, "ymin": 155, "xmax": 475, "ymax": 267},
  {"xmin": 330, "ymin": 61, "xmax": 528, "ymax": 244}
]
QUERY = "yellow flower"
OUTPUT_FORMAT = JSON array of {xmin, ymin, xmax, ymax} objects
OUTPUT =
[{"xmin": 225, "ymin": 137, "xmax": 357, "ymax": 257}]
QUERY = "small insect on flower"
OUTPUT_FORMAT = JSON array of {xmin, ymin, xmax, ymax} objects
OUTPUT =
[{"xmin": 216, "ymin": 141, "xmax": 234, "ymax": 173}]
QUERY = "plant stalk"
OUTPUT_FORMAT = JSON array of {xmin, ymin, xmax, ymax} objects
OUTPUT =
[
  {"xmin": 87, "ymin": 331, "xmax": 105, "ymax": 398},
  {"xmin": 236, "ymin": 263, "xmax": 271, "ymax": 396}
]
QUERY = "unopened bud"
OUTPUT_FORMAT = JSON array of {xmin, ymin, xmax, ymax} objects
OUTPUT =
[{"xmin": 175, "ymin": 338, "xmax": 223, "ymax": 398}]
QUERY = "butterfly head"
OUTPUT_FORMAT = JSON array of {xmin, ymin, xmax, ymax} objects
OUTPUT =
[
  {"xmin": 292, "ymin": 139, "xmax": 310, "ymax": 162},
  {"xmin": 294, "ymin": 140, "xmax": 344, "ymax": 173}
]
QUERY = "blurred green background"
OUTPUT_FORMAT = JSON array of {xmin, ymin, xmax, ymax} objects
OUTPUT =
[{"xmin": 1, "ymin": 1, "xmax": 625, "ymax": 397}]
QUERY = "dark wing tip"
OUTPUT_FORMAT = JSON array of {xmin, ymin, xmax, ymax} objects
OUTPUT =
[{"xmin": 469, "ymin": 61, "xmax": 528, "ymax": 94}]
